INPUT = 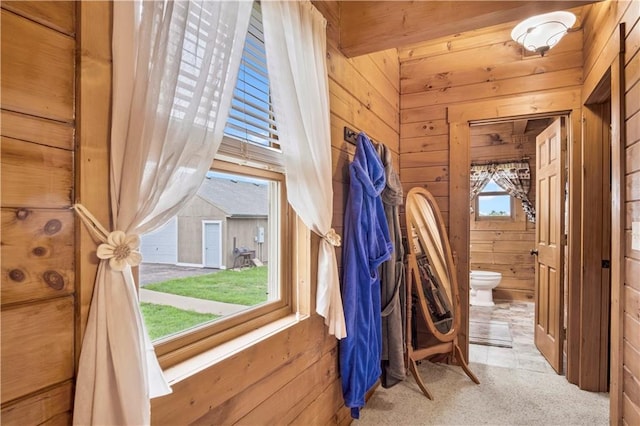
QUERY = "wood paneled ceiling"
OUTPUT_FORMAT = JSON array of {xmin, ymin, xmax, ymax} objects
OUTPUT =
[
  {"xmin": 473, "ymin": 118, "xmax": 553, "ymax": 143},
  {"xmin": 337, "ymin": 1, "xmax": 600, "ymax": 57}
]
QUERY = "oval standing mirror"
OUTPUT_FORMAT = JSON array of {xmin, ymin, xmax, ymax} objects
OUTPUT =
[
  {"xmin": 404, "ymin": 187, "xmax": 479, "ymax": 399},
  {"xmin": 405, "ymin": 187, "xmax": 459, "ymax": 339}
]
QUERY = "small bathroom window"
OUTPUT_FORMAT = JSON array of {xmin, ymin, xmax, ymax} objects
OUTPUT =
[{"xmin": 475, "ymin": 178, "xmax": 514, "ymax": 220}]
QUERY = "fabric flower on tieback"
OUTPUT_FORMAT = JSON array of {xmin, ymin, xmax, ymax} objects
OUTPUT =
[
  {"xmin": 323, "ymin": 228, "xmax": 342, "ymax": 247},
  {"xmin": 96, "ymin": 230, "xmax": 143, "ymax": 271}
]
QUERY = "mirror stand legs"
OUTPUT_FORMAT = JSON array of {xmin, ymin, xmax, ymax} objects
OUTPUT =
[
  {"xmin": 407, "ymin": 343, "xmax": 480, "ymax": 400},
  {"xmin": 408, "ymin": 357, "xmax": 434, "ymax": 400},
  {"xmin": 453, "ymin": 343, "xmax": 480, "ymax": 384}
]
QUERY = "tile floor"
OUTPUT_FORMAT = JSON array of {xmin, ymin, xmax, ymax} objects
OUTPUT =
[{"xmin": 468, "ymin": 301, "xmax": 557, "ymax": 375}]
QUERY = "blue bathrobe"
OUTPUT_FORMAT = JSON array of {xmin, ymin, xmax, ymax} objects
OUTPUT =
[{"xmin": 340, "ymin": 133, "xmax": 393, "ymax": 419}]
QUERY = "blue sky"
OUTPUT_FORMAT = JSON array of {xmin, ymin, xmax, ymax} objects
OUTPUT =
[{"xmin": 478, "ymin": 179, "xmax": 511, "ymax": 216}]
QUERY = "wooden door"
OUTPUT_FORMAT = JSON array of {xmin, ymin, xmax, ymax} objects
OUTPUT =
[{"xmin": 534, "ymin": 117, "xmax": 566, "ymax": 374}]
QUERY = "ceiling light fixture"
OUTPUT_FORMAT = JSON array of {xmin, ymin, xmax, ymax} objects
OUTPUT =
[{"xmin": 511, "ymin": 11, "xmax": 576, "ymax": 56}]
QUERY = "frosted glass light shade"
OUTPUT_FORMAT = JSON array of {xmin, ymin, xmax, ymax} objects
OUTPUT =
[{"xmin": 511, "ymin": 11, "xmax": 576, "ymax": 56}]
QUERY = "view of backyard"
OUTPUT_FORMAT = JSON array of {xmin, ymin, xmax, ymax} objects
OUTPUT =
[
  {"xmin": 141, "ymin": 303, "xmax": 218, "ymax": 340},
  {"xmin": 140, "ymin": 266, "xmax": 268, "ymax": 340}
]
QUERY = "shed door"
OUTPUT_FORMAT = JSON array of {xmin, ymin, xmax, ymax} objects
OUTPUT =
[
  {"xmin": 140, "ymin": 217, "xmax": 178, "ymax": 264},
  {"xmin": 534, "ymin": 117, "xmax": 565, "ymax": 374},
  {"xmin": 204, "ymin": 222, "xmax": 221, "ymax": 268}
]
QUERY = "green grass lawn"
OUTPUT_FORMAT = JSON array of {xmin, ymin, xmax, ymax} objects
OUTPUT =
[
  {"xmin": 144, "ymin": 266, "xmax": 268, "ymax": 306},
  {"xmin": 140, "ymin": 303, "xmax": 219, "ymax": 340}
]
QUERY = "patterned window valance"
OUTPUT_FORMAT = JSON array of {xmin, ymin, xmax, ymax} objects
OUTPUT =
[
  {"xmin": 470, "ymin": 164, "xmax": 494, "ymax": 201},
  {"xmin": 470, "ymin": 161, "xmax": 536, "ymax": 222}
]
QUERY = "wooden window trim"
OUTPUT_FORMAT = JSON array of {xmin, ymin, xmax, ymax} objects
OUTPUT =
[{"xmin": 153, "ymin": 160, "xmax": 308, "ymax": 370}]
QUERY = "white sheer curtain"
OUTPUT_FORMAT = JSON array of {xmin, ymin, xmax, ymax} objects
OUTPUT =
[
  {"xmin": 262, "ymin": 1, "xmax": 345, "ymax": 338},
  {"xmin": 73, "ymin": 2, "xmax": 252, "ymax": 424}
]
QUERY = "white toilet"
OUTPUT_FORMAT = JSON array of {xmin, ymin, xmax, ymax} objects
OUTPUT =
[{"xmin": 470, "ymin": 270, "xmax": 502, "ymax": 307}]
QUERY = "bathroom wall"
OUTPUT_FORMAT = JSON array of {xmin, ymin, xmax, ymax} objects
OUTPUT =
[{"xmin": 469, "ymin": 120, "xmax": 544, "ymax": 301}]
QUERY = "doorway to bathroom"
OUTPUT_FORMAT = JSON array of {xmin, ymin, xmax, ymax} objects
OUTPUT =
[
  {"xmin": 468, "ymin": 117, "xmax": 552, "ymax": 303},
  {"xmin": 448, "ymin": 87, "xmax": 618, "ymax": 393},
  {"xmin": 466, "ymin": 116, "xmax": 564, "ymax": 373},
  {"xmin": 466, "ymin": 110, "xmax": 613, "ymax": 393}
]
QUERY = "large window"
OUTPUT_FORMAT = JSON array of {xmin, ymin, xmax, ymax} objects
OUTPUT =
[
  {"xmin": 139, "ymin": 1, "xmax": 298, "ymax": 368},
  {"xmin": 475, "ymin": 178, "xmax": 514, "ymax": 220}
]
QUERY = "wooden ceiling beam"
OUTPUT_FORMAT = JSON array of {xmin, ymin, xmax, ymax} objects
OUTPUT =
[
  {"xmin": 338, "ymin": 1, "xmax": 598, "ymax": 57},
  {"xmin": 513, "ymin": 119, "xmax": 529, "ymax": 135}
]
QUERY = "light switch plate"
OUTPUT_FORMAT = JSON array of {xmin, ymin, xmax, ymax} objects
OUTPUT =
[{"xmin": 633, "ymin": 222, "xmax": 640, "ymax": 251}]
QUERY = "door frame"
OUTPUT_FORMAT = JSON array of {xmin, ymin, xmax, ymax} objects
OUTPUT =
[
  {"xmin": 580, "ymin": 98, "xmax": 612, "ymax": 391},
  {"xmin": 448, "ymin": 89, "xmax": 582, "ymax": 366},
  {"xmin": 580, "ymin": 23, "xmax": 625, "ymax": 419}
]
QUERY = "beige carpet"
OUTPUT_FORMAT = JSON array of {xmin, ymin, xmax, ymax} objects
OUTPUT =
[
  {"xmin": 469, "ymin": 319, "xmax": 513, "ymax": 348},
  {"xmin": 355, "ymin": 361, "xmax": 609, "ymax": 425}
]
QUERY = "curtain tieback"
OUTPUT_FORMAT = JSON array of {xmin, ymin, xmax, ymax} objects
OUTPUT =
[
  {"xmin": 72, "ymin": 203, "xmax": 142, "ymax": 271},
  {"xmin": 322, "ymin": 228, "xmax": 342, "ymax": 247}
]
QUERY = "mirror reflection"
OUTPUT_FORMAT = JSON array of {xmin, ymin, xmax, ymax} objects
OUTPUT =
[{"xmin": 407, "ymin": 189, "xmax": 454, "ymax": 334}]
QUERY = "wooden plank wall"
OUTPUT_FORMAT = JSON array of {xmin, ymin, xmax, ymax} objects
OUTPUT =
[
  {"xmin": 0, "ymin": 1, "xmax": 399, "ymax": 424},
  {"xmin": 151, "ymin": 2, "xmax": 400, "ymax": 424},
  {"xmin": 583, "ymin": 1, "xmax": 640, "ymax": 423},
  {"xmin": 622, "ymin": 4, "xmax": 640, "ymax": 423},
  {"xmin": 469, "ymin": 123, "xmax": 538, "ymax": 301},
  {"xmin": 398, "ymin": 8, "xmax": 584, "ymax": 231},
  {"xmin": 398, "ymin": 10, "xmax": 584, "ymax": 349},
  {"xmin": 0, "ymin": 1, "xmax": 76, "ymax": 424}
]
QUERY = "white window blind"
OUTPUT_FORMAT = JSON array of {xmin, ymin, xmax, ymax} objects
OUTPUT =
[
  {"xmin": 168, "ymin": 1, "xmax": 237, "ymax": 130},
  {"xmin": 218, "ymin": 1, "xmax": 283, "ymax": 171}
]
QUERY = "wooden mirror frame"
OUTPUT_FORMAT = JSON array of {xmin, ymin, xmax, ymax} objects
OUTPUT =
[
  {"xmin": 405, "ymin": 187, "xmax": 479, "ymax": 399},
  {"xmin": 406, "ymin": 187, "xmax": 460, "ymax": 341}
]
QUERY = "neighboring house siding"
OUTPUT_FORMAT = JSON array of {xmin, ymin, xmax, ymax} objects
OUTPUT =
[
  {"xmin": 142, "ymin": 182, "xmax": 270, "ymax": 269},
  {"xmin": 177, "ymin": 196, "xmax": 226, "ymax": 265},
  {"xmin": 226, "ymin": 217, "xmax": 269, "ymax": 267}
]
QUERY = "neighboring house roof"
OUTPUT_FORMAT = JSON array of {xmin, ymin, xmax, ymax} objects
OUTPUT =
[{"xmin": 196, "ymin": 175, "xmax": 268, "ymax": 217}]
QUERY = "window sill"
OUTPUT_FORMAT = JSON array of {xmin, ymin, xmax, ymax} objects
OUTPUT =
[{"xmin": 162, "ymin": 313, "xmax": 309, "ymax": 385}]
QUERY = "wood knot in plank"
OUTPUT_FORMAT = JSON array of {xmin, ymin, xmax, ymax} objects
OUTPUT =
[
  {"xmin": 43, "ymin": 270, "xmax": 64, "ymax": 290},
  {"xmin": 44, "ymin": 219, "xmax": 62, "ymax": 235},
  {"xmin": 9, "ymin": 269, "xmax": 25, "ymax": 282},
  {"xmin": 16, "ymin": 208, "xmax": 30, "ymax": 220},
  {"xmin": 32, "ymin": 246, "xmax": 48, "ymax": 257}
]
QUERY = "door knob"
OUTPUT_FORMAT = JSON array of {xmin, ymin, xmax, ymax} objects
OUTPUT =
[{"xmin": 530, "ymin": 249, "xmax": 539, "ymax": 256}]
